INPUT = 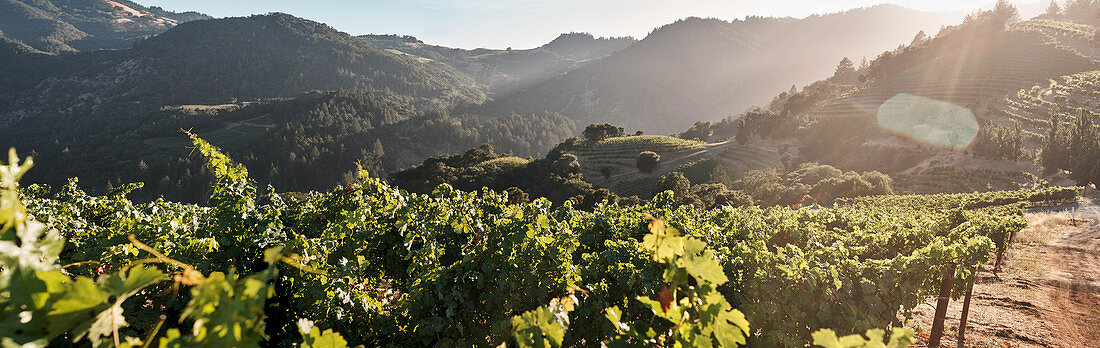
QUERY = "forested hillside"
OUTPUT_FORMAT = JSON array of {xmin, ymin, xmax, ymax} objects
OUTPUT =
[
  {"xmin": 0, "ymin": 12, "xmax": 539, "ymax": 202},
  {"xmin": 360, "ymin": 32, "xmax": 636, "ymax": 95},
  {"xmin": 0, "ymin": 0, "xmax": 209, "ymax": 53},
  {"xmin": 671, "ymin": 1, "xmax": 1100, "ymax": 192},
  {"xmin": 0, "ymin": 13, "xmax": 487, "ymax": 128},
  {"xmin": 2, "ymin": 91, "xmax": 576, "ymax": 202},
  {"xmin": 477, "ymin": 5, "xmax": 963, "ymax": 132}
]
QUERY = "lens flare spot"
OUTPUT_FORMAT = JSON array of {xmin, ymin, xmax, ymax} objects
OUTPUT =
[{"xmin": 876, "ymin": 93, "xmax": 978, "ymax": 150}]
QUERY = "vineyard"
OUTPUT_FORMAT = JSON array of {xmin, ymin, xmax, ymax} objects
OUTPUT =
[
  {"xmin": 573, "ymin": 135, "xmax": 782, "ymax": 198},
  {"xmin": 0, "ymin": 134, "xmax": 1080, "ymax": 347},
  {"xmin": 1010, "ymin": 19, "xmax": 1096, "ymax": 48},
  {"xmin": 571, "ymin": 135, "xmax": 704, "ymax": 178},
  {"xmin": 1001, "ymin": 69, "xmax": 1100, "ymax": 137},
  {"xmin": 892, "ymin": 167, "xmax": 1034, "ymax": 194},
  {"xmin": 713, "ymin": 144, "xmax": 782, "ymax": 178}
]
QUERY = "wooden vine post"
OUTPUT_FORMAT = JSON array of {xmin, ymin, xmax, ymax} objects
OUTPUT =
[
  {"xmin": 928, "ymin": 263, "xmax": 956, "ymax": 347},
  {"xmin": 956, "ymin": 266, "xmax": 977, "ymax": 348}
]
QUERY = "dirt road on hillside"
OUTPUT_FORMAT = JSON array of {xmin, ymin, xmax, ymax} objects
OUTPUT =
[{"xmin": 909, "ymin": 201, "xmax": 1100, "ymax": 347}]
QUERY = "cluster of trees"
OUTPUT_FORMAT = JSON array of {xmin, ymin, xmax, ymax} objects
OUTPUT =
[
  {"xmin": 1040, "ymin": 0, "xmax": 1100, "ymax": 24},
  {"xmin": 970, "ymin": 121, "xmax": 1024, "ymax": 160},
  {"xmin": 640, "ymin": 162, "xmax": 894, "ymax": 210},
  {"xmin": 582, "ymin": 123, "xmax": 626, "ymax": 141},
  {"xmin": 731, "ymin": 163, "xmax": 895, "ymax": 207},
  {"xmin": 389, "ymin": 142, "xmax": 639, "ymax": 210},
  {"xmin": 651, "ymin": 171, "xmax": 755, "ymax": 209},
  {"xmin": 1041, "ymin": 108, "xmax": 1100, "ymax": 186},
  {"xmin": 390, "ymin": 136, "xmax": 899, "ymax": 212}
]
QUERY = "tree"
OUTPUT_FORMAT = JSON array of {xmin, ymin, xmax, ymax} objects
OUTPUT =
[
  {"xmin": 991, "ymin": 0, "xmax": 1021, "ymax": 28},
  {"xmin": 910, "ymin": 30, "xmax": 928, "ymax": 46},
  {"xmin": 636, "ymin": 151, "xmax": 660, "ymax": 173},
  {"xmin": 600, "ymin": 166, "xmax": 614, "ymax": 179},
  {"xmin": 1044, "ymin": 0, "xmax": 1063, "ymax": 17},
  {"xmin": 1067, "ymin": 109, "xmax": 1100, "ymax": 185},
  {"xmin": 504, "ymin": 187, "xmax": 530, "ymax": 204},
  {"xmin": 1040, "ymin": 108, "xmax": 1065, "ymax": 174},
  {"xmin": 654, "ymin": 172, "xmax": 690, "ymax": 199},
  {"xmin": 1064, "ymin": 0, "xmax": 1095, "ymax": 20},
  {"xmin": 583, "ymin": 123, "xmax": 625, "ymax": 142},
  {"xmin": 832, "ymin": 57, "xmax": 857, "ymax": 84}
]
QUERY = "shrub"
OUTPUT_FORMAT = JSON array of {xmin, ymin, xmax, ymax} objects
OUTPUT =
[{"xmin": 636, "ymin": 151, "xmax": 660, "ymax": 173}]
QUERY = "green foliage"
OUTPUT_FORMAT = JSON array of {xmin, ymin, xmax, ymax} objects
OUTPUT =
[
  {"xmin": 1, "ymin": 146, "xmax": 353, "ymax": 347},
  {"xmin": 508, "ymin": 295, "xmax": 577, "ymax": 348},
  {"xmin": 971, "ymin": 121, "xmax": 1024, "ymax": 160},
  {"xmin": 812, "ymin": 328, "xmax": 914, "ymax": 348},
  {"xmin": 298, "ymin": 319, "xmax": 350, "ymax": 348},
  {"xmin": 4, "ymin": 91, "xmax": 577, "ymax": 203},
  {"xmin": 584, "ymin": 123, "xmax": 626, "ymax": 142},
  {"xmin": 5, "ymin": 136, "xmax": 1054, "ymax": 346},
  {"xmin": 390, "ymin": 143, "xmax": 611, "ymax": 208},
  {"xmin": 605, "ymin": 219, "xmax": 750, "ymax": 347},
  {"xmin": 637, "ymin": 151, "xmax": 661, "ymax": 173},
  {"xmin": 1044, "ymin": 109, "xmax": 1100, "ymax": 186},
  {"xmin": 733, "ymin": 163, "xmax": 894, "ymax": 207}
]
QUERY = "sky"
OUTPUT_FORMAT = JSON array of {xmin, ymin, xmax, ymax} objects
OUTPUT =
[{"xmin": 140, "ymin": 0, "xmax": 1037, "ymax": 49}]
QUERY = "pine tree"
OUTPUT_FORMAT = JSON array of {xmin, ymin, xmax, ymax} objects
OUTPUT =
[
  {"xmin": 1045, "ymin": 0, "xmax": 1063, "ymax": 17},
  {"xmin": 1041, "ymin": 107, "xmax": 1065, "ymax": 173},
  {"xmin": 910, "ymin": 30, "xmax": 928, "ymax": 46},
  {"xmin": 1067, "ymin": 109, "xmax": 1100, "ymax": 185}
]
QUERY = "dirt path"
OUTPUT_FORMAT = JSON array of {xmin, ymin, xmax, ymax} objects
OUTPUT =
[{"xmin": 908, "ymin": 203, "xmax": 1100, "ymax": 347}]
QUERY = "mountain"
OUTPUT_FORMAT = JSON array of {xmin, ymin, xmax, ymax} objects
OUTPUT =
[
  {"xmin": 0, "ymin": 13, "xmax": 527, "ymax": 201},
  {"xmin": 2, "ymin": 90, "xmax": 575, "ymax": 202},
  {"xmin": 476, "ymin": 5, "xmax": 964, "ymax": 133},
  {"xmin": 0, "ymin": 13, "xmax": 488, "ymax": 127},
  {"xmin": 359, "ymin": 32, "xmax": 636, "ymax": 95},
  {"xmin": 0, "ymin": 0, "xmax": 210, "ymax": 53}
]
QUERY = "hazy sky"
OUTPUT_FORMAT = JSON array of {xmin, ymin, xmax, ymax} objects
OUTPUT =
[{"xmin": 140, "ymin": 0, "xmax": 1033, "ymax": 49}]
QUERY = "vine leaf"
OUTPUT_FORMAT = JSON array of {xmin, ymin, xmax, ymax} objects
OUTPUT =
[{"xmin": 62, "ymin": 265, "xmax": 165, "ymax": 345}]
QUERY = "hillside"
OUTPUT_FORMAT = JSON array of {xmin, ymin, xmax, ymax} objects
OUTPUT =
[
  {"xmin": 794, "ymin": 16, "xmax": 1098, "ymax": 173},
  {"xmin": 360, "ymin": 32, "xmax": 635, "ymax": 95},
  {"xmin": 0, "ymin": 13, "xmax": 488, "ymax": 128},
  {"xmin": 476, "ymin": 5, "xmax": 964, "ymax": 133},
  {"xmin": 0, "ymin": 0, "xmax": 210, "ymax": 53},
  {"xmin": 2, "ymin": 90, "xmax": 575, "ymax": 202}
]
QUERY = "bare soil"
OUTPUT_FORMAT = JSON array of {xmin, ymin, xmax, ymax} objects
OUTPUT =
[{"xmin": 906, "ymin": 209, "xmax": 1100, "ymax": 347}]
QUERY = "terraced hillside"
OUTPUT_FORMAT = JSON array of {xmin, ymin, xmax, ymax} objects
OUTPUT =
[
  {"xmin": 1001, "ymin": 69, "xmax": 1100, "ymax": 137},
  {"xmin": 1011, "ymin": 19, "xmax": 1097, "ymax": 52},
  {"xmin": 806, "ymin": 29, "xmax": 1098, "ymax": 121},
  {"xmin": 571, "ymin": 135, "xmax": 703, "ymax": 177},
  {"xmin": 571, "ymin": 135, "xmax": 783, "ymax": 196}
]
